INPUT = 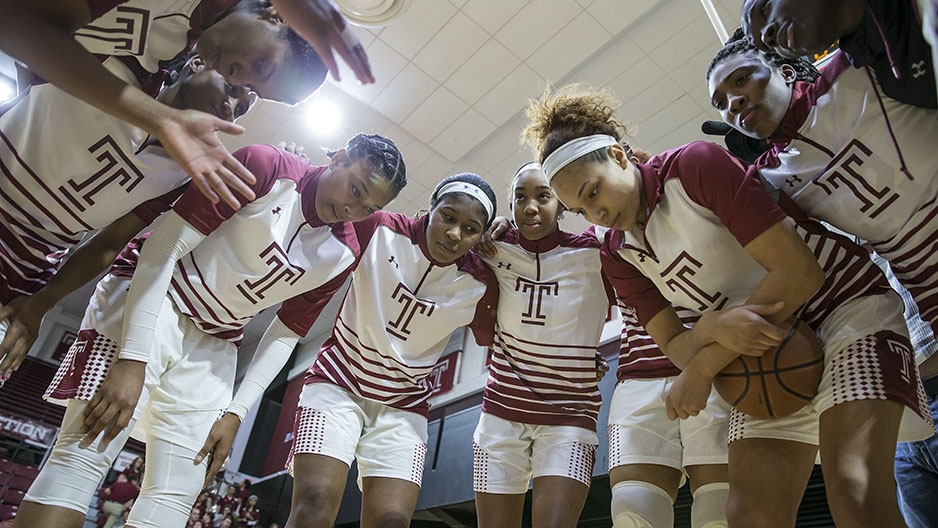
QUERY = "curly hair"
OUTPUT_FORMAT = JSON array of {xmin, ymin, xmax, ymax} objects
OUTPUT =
[
  {"xmin": 521, "ymin": 84, "xmax": 633, "ymax": 166},
  {"xmin": 430, "ymin": 173, "xmax": 498, "ymax": 230},
  {"xmin": 328, "ymin": 133, "xmax": 407, "ymax": 197},
  {"xmin": 707, "ymin": 28, "xmax": 820, "ymax": 84}
]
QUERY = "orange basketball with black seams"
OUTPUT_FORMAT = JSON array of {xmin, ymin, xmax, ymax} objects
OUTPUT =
[{"xmin": 714, "ymin": 319, "xmax": 825, "ymax": 419}]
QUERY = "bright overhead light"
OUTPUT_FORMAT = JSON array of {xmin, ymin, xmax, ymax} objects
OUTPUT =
[
  {"xmin": 305, "ymin": 98, "xmax": 341, "ymax": 136},
  {"xmin": 0, "ymin": 75, "xmax": 14, "ymax": 103}
]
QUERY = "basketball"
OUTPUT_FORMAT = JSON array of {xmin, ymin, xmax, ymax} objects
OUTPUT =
[{"xmin": 714, "ymin": 319, "xmax": 825, "ymax": 419}]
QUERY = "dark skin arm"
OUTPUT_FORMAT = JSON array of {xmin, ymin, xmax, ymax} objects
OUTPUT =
[
  {"xmin": 0, "ymin": 0, "xmax": 255, "ymax": 209},
  {"xmin": 0, "ymin": 212, "xmax": 146, "ymax": 379},
  {"xmin": 645, "ymin": 219, "xmax": 825, "ymax": 419}
]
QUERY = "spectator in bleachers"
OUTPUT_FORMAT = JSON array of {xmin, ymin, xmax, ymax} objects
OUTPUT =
[
  {"xmin": 100, "ymin": 474, "xmax": 139, "ymax": 528},
  {"xmin": 238, "ymin": 495, "xmax": 260, "ymax": 527},
  {"xmin": 216, "ymin": 485, "xmax": 239, "ymax": 514},
  {"xmin": 120, "ymin": 457, "xmax": 144, "ymax": 483},
  {"xmin": 235, "ymin": 479, "xmax": 251, "ymax": 508}
]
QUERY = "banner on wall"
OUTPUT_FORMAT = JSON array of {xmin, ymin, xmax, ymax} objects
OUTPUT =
[
  {"xmin": 0, "ymin": 410, "xmax": 57, "ymax": 446},
  {"xmin": 427, "ymin": 351, "xmax": 459, "ymax": 395}
]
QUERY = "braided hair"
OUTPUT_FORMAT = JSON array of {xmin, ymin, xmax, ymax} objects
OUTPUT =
[
  {"xmin": 328, "ymin": 133, "xmax": 407, "ymax": 197},
  {"xmin": 707, "ymin": 28, "xmax": 820, "ymax": 84}
]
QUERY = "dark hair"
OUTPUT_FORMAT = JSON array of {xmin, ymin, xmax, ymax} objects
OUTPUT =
[
  {"xmin": 521, "ymin": 84, "xmax": 630, "ymax": 166},
  {"xmin": 430, "ymin": 173, "xmax": 497, "ymax": 230},
  {"xmin": 707, "ymin": 28, "xmax": 820, "ymax": 84},
  {"xmin": 328, "ymin": 133, "xmax": 407, "ymax": 198},
  {"xmin": 230, "ymin": 0, "xmax": 327, "ymax": 103},
  {"xmin": 283, "ymin": 27, "xmax": 328, "ymax": 100}
]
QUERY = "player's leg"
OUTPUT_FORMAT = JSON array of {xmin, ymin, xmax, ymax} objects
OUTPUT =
[
  {"xmin": 286, "ymin": 453, "xmax": 350, "ymax": 528},
  {"xmin": 13, "ymin": 399, "xmax": 135, "ymax": 528},
  {"xmin": 473, "ymin": 413, "xmax": 532, "ymax": 528},
  {"xmin": 356, "ymin": 397, "xmax": 428, "ymax": 528},
  {"xmin": 530, "ymin": 476, "xmax": 589, "ymax": 528},
  {"xmin": 819, "ymin": 399, "xmax": 906, "ymax": 528},
  {"xmin": 607, "ymin": 378, "xmax": 690, "ymax": 528},
  {"xmin": 360, "ymin": 476, "xmax": 421, "ymax": 528},
  {"xmin": 680, "ymin": 383, "xmax": 732, "ymax": 528},
  {"xmin": 124, "ymin": 315, "xmax": 237, "ymax": 528},
  {"xmin": 528, "ymin": 424, "xmax": 597, "ymax": 528},
  {"xmin": 813, "ymin": 296, "xmax": 934, "ymax": 527},
  {"xmin": 684, "ymin": 465, "xmax": 728, "ymax": 528},
  {"xmin": 286, "ymin": 383, "xmax": 366, "ymax": 528},
  {"xmin": 608, "ymin": 465, "xmax": 680, "ymax": 528}
]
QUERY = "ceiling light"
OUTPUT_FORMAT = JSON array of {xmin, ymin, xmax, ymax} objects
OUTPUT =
[
  {"xmin": 305, "ymin": 98, "xmax": 341, "ymax": 135},
  {"xmin": 334, "ymin": 0, "xmax": 410, "ymax": 27}
]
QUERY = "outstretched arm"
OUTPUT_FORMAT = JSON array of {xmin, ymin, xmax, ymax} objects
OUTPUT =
[
  {"xmin": 0, "ymin": 212, "xmax": 146, "ymax": 381},
  {"xmin": 0, "ymin": 0, "xmax": 256, "ymax": 208}
]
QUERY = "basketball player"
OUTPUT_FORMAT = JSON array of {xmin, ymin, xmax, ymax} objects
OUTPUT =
[
  {"xmin": 0, "ymin": 52, "xmax": 258, "ymax": 383},
  {"xmin": 740, "ymin": 0, "xmax": 937, "ymax": 108},
  {"xmin": 14, "ymin": 135, "xmax": 406, "ymax": 528},
  {"xmin": 286, "ymin": 173, "xmax": 498, "ymax": 528},
  {"xmin": 522, "ymin": 84, "xmax": 933, "ymax": 528},
  {"xmin": 0, "ymin": 0, "xmax": 329, "ymax": 212},
  {"xmin": 471, "ymin": 162, "xmax": 613, "ymax": 528},
  {"xmin": 708, "ymin": 32, "xmax": 938, "ymax": 528}
]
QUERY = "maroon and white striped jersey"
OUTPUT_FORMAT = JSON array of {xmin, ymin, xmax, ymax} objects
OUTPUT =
[
  {"xmin": 0, "ymin": 62, "xmax": 185, "ymax": 304},
  {"xmin": 0, "ymin": 0, "xmax": 237, "ymax": 304},
  {"xmin": 163, "ymin": 145, "xmax": 360, "ymax": 342},
  {"xmin": 602, "ymin": 141, "xmax": 892, "ymax": 339},
  {"xmin": 479, "ymin": 227, "xmax": 612, "ymax": 430},
  {"xmin": 307, "ymin": 212, "xmax": 498, "ymax": 416},
  {"xmin": 755, "ymin": 50, "xmax": 938, "ymax": 247},
  {"xmin": 81, "ymin": 0, "xmax": 238, "ymax": 91}
]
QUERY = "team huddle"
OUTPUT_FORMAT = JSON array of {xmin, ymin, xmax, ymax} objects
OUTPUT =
[{"xmin": 0, "ymin": 0, "xmax": 937, "ymax": 527}]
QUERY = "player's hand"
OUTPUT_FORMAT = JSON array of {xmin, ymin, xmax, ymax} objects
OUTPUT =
[
  {"xmin": 156, "ymin": 109, "xmax": 256, "ymax": 210},
  {"xmin": 704, "ymin": 302, "xmax": 787, "ymax": 356},
  {"xmin": 665, "ymin": 368, "xmax": 712, "ymax": 420},
  {"xmin": 270, "ymin": 0, "xmax": 374, "ymax": 84},
  {"xmin": 475, "ymin": 217, "xmax": 511, "ymax": 257},
  {"xmin": 195, "ymin": 412, "xmax": 241, "ymax": 487},
  {"xmin": 0, "ymin": 296, "xmax": 45, "ymax": 383},
  {"xmin": 80, "ymin": 359, "xmax": 146, "ymax": 448},
  {"xmin": 596, "ymin": 354, "xmax": 610, "ymax": 381},
  {"xmin": 276, "ymin": 140, "xmax": 308, "ymax": 160}
]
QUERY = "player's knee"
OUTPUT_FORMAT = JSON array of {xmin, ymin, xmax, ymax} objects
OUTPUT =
[
  {"xmin": 726, "ymin": 488, "xmax": 793, "ymax": 528},
  {"xmin": 691, "ymin": 482, "xmax": 728, "ymax": 528},
  {"xmin": 23, "ymin": 442, "xmax": 111, "ymax": 511},
  {"xmin": 611, "ymin": 480, "xmax": 674, "ymax": 528}
]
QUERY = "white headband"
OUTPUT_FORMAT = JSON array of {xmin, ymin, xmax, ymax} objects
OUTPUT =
[
  {"xmin": 437, "ymin": 181, "xmax": 494, "ymax": 221},
  {"xmin": 542, "ymin": 134, "xmax": 618, "ymax": 184},
  {"xmin": 513, "ymin": 161, "xmax": 542, "ymax": 178}
]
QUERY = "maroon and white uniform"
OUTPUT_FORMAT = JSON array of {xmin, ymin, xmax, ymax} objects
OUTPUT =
[
  {"xmin": 0, "ymin": 0, "xmax": 236, "ymax": 305},
  {"xmin": 480, "ymin": 227, "xmax": 612, "ymax": 429},
  {"xmin": 603, "ymin": 141, "xmax": 933, "ymax": 442},
  {"xmin": 755, "ymin": 50, "xmax": 938, "ymax": 333},
  {"xmin": 290, "ymin": 212, "xmax": 497, "ymax": 485},
  {"xmin": 28, "ymin": 146, "xmax": 359, "ymax": 527},
  {"xmin": 307, "ymin": 211, "xmax": 497, "ymax": 414},
  {"xmin": 471, "ymin": 227, "xmax": 612, "ymax": 493},
  {"xmin": 48, "ymin": 145, "xmax": 359, "ymax": 403}
]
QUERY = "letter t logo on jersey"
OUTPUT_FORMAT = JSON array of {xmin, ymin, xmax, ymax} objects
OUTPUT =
[
  {"xmin": 386, "ymin": 282, "xmax": 436, "ymax": 341},
  {"xmin": 515, "ymin": 277, "xmax": 559, "ymax": 326}
]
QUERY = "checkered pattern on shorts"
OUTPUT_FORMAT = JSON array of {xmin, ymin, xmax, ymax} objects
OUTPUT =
[{"xmin": 45, "ymin": 329, "xmax": 119, "ymax": 402}]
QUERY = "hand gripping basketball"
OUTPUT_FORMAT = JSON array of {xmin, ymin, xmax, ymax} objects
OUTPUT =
[{"xmin": 713, "ymin": 318, "xmax": 824, "ymax": 418}]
